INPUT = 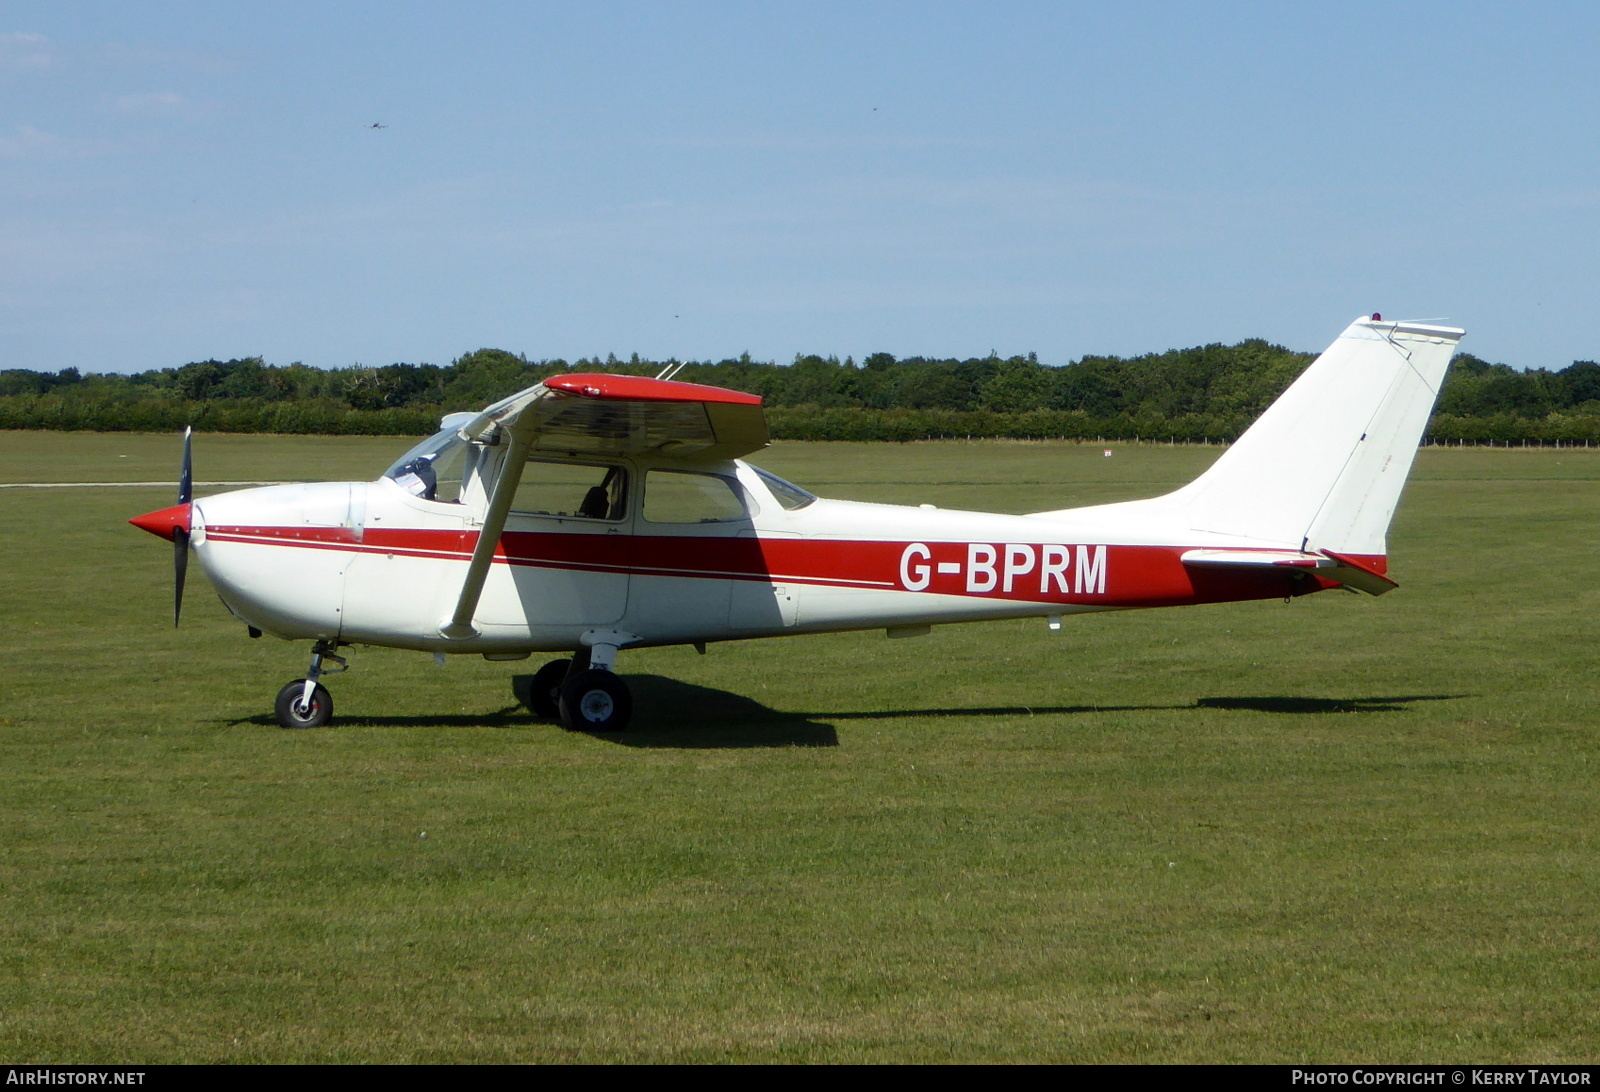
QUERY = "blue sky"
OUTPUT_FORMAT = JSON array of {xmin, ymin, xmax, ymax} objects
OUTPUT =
[{"xmin": 3, "ymin": 2, "xmax": 1596, "ymax": 373}]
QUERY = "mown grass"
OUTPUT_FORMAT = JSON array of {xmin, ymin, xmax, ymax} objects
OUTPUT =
[{"xmin": 2, "ymin": 431, "xmax": 1598, "ymax": 1062}]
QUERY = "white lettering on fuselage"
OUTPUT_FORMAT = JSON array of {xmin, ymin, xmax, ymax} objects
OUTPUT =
[
  {"xmin": 900, "ymin": 543, "xmax": 932, "ymax": 591},
  {"xmin": 967, "ymin": 543, "xmax": 998, "ymax": 592},
  {"xmin": 1041, "ymin": 545, "xmax": 1070, "ymax": 592},
  {"xmin": 1002, "ymin": 544, "xmax": 1034, "ymax": 591},
  {"xmin": 900, "ymin": 542, "xmax": 1108, "ymax": 596},
  {"xmin": 1075, "ymin": 543, "xmax": 1106, "ymax": 595}
]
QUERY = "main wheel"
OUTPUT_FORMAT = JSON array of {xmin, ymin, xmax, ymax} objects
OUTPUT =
[
  {"xmin": 275, "ymin": 679, "xmax": 333, "ymax": 729},
  {"xmin": 516, "ymin": 658, "xmax": 571, "ymax": 719},
  {"xmin": 558, "ymin": 670, "xmax": 632, "ymax": 733}
]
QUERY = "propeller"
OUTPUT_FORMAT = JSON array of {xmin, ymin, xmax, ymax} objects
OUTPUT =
[
  {"xmin": 173, "ymin": 427, "xmax": 192, "ymax": 626},
  {"xmin": 128, "ymin": 427, "xmax": 198, "ymax": 625}
]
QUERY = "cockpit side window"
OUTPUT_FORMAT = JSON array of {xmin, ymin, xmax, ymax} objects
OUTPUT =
[{"xmin": 511, "ymin": 460, "xmax": 628, "ymax": 521}]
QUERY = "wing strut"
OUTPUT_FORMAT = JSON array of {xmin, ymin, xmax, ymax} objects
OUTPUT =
[{"xmin": 439, "ymin": 427, "xmax": 534, "ymax": 640}]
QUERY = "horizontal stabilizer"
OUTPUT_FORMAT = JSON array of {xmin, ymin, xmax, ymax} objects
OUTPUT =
[
  {"xmin": 1181, "ymin": 548, "xmax": 1336, "ymax": 571},
  {"xmin": 1180, "ymin": 548, "xmax": 1398, "ymax": 596},
  {"xmin": 1319, "ymin": 551, "xmax": 1399, "ymax": 596}
]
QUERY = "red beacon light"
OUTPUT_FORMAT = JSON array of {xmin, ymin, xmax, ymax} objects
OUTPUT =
[{"xmin": 1371, "ymin": 312, "xmax": 1382, "ymax": 321}]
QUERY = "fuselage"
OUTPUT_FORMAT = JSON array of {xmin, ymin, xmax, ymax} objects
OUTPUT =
[{"xmin": 188, "ymin": 451, "xmax": 1334, "ymax": 655}]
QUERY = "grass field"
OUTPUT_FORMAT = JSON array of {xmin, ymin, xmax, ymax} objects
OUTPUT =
[{"xmin": 3, "ymin": 430, "xmax": 1599, "ymax": 1063}]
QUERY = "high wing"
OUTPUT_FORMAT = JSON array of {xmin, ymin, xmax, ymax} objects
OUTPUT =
[
  {"xmin": 460, "ymin": 373, "xmax": 768, "ymax": 461},
  {"xmin": 439, "ymin": 373, "xmax": 767, "ymax": 639}
]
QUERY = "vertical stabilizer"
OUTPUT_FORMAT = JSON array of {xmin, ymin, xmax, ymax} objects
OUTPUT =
[{"xmin": 1174, "ymin": 316, "xmax": 1463, "ymax": 556}]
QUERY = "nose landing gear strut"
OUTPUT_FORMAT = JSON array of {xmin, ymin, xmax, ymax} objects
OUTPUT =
[{"xmin": 274, "ymin": 639, "xmax": 347, "ymax": 729}]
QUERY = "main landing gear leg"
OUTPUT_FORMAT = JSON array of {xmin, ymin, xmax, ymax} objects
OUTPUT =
[
  {"xmin": 274, "ymin": 639, "xmax": 346, "ymax": 729},
  {"xmin": 558, "ymin": 641, "xmax": 632, "ymax": 733}
]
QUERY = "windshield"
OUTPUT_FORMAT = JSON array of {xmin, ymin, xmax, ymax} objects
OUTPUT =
[
  {"xmin": 384, "ymin": 427, "xmax": 476, "ymax": 503},
  {"xmin": 752, "ymin": 467, "xmax": 817, "ymax": 511}
]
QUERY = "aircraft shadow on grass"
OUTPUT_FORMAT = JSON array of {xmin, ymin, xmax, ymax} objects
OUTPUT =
[
  {"xmin": 231, "ymin": 680, "xmax": 1465, "ymax": 749},
  {"xmin": 1192, "ymin": 694, "xmax": 1464, "ymax": 715},
  {"xmin": 230, "ymin": 675, "xmax": 840, "ymax": 749}
]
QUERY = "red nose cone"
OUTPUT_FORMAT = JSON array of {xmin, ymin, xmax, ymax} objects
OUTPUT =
[{"xmin": 129, "ymin": 502, "xmax": 192, "ymax": 542}]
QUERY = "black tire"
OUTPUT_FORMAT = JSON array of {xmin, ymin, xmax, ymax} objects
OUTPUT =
[
  {"xmin": 275, "ymin": 679, "xmax": 333, "ymax": 729},
  {"xmin": 558, "ymin": 670, "xmax": 632, "ymax": 733},
  {"xmin": 516, "ymin": 658, "xmax": 570, "ymax": 719}
]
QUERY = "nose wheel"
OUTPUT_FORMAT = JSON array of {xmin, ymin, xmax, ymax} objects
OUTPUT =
[
  {"xmin": 275, "ymin": 680, "xmax": 333, "ymax": 729},
  {"xmin": 274, "ymin": 640, "xmax": 346, "ymax": 729}
]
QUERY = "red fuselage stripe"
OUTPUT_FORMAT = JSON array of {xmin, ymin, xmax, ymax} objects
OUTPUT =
[{"xmin": 203, "ymin": 525, "xmax": 1369, "ymax": 608}]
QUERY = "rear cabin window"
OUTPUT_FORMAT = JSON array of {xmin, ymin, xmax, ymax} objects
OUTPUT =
[
  {"xmin": 642, "ymin": 470, "xmax": 750, "ymax": 524},
  {"xmin": 752, "ymin": 467, "xmax": 817, "ymax": 511},
  {"xmin": 511, "ymin": 461, "xmax": 627, "ymax": 521}
]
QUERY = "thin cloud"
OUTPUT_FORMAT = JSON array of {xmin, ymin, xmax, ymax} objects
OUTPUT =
[
  {"xmin": 640, "ymin": 132, "xmax": 1001, "ymax": 153},
  {"xmin": 99, "ymin": 40, "xmax": 233, "ymax": 74},
  {"xmin": 112, "ymin": 91, "xmax": 189, "ymax": 115},
  {"xmin": 0, "ymin": 125, "xmax": 114, "ymax": 160},
  {"xmin": 0, "ymin": 126, "xmax": 65, "ymax": 158},
  {"xmin": 1, "ymin": 33, "xmax": 233, "ymax": 75},
  {"xmin": 0, "ymin": 31, "xmax": 53, "ymax": 70},
  {"xmin": 1519, "ymin": 188, "xmax": 1600, "ymax": 212}
]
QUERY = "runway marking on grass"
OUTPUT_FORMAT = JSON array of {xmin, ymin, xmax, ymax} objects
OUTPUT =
[{"xmin": 0, "ymin": 480, "xmax": 303, "ymax": 489}]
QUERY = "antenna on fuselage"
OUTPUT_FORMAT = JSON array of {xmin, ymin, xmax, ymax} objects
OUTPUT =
[{"xmin": 654, "ymin": 361, "xmax": 688, "ymax": 382}]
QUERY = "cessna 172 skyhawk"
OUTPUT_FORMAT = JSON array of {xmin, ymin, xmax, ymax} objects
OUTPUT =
[{"xmin": 130, "ymin": 315, "xmax": 1463, "ymax": 732}]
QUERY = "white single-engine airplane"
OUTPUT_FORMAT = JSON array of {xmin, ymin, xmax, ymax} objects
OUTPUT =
[{"xmin": 131, "ymin": 315, "xmax": 1462, "ymax": 732}]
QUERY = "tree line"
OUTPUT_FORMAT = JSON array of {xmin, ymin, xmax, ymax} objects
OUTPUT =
[{"xmin": 3, "ymin": 343, "xmax": 1599, "ymax": 444}]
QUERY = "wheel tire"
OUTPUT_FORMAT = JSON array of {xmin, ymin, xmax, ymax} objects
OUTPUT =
[
  {"xmin": 275, "ymin": 679, "xmax": 333, "ymax": 729},
  {"xmin": 518, "ymin": 658, "xmax": 570, "ymax": 719},
  {"xmin": 558, "ymin": 670, "xmax": 632, "ymax": 733}
]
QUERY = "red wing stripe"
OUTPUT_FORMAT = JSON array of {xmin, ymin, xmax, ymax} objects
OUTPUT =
[{"xmin": 546, "ymin": 373, "xmax": 762, "ymax": 406}]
